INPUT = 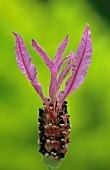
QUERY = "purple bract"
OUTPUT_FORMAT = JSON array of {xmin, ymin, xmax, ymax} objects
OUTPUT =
[{"xmin": 13, "ymin": 24, "xmax": 92, "ymax": 107}]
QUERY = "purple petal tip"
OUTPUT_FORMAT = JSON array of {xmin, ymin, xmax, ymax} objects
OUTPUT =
[
  {"xmin": 12, "ymin": 32, "xmax": 19, "ymax": 37},
  {"xmin": 85, "ymin": 24, "xmax": 91, "ymax": 35},
  {"xmin": 32, "ymin": 39, "xmax": 35, "ymax": 45},
  {"xmin": 12, "ymin": 32, "xmax": 16, "ymax": 35}
]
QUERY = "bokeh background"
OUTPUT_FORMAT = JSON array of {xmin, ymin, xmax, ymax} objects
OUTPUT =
[{"xmin": 0, "ymin": 0, "xmax": 110, "ymax": 170}]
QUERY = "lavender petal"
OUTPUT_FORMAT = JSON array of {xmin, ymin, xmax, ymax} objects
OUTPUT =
[
  {"xmin": 54, "ymin": 35, "xmax": 68, "ymax": 65},
  {"xmin": 13, "ymin": 33, "xmax": 48, "ymax": 105},
  {"xmin": 49, "ymin": 35, "xmax": 68, "ymax": 104},
  {"xmin": 32, "ymin": 39, "xmax": 53, "ymax": 72},
  {"xmin": 57, "ymin": 51, "xmax": 74, "ymax": 90},
  {"xmin": 58, "ymin": 24, "xmax": 93, "ymax": 104}
]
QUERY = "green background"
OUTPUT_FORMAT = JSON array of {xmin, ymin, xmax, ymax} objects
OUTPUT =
[{"xmin": 0, "ymin": 0, "xmax": 110, "ymax": 169}]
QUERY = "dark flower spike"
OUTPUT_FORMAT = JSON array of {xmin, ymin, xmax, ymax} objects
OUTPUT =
[{"xmin": 13, "ymin": 24, "xmax": 92, "ymax": 170}]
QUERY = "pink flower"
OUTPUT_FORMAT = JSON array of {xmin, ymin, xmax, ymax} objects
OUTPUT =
[{"xmin": 13, "ymin": 24, "xmax": 92, "ymax": 168}]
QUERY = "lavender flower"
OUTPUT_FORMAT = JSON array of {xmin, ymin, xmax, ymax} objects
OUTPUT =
[{"xmin": 13, "ymin": 24, "xmax": 92, "ymax": 169}]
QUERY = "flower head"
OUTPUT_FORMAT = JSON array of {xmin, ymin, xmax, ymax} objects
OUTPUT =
[{"xmin": 13, "ymin": 24, "xmax": 92, "ymax": 169}]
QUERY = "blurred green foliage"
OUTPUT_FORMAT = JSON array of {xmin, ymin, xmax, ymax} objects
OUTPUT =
[
  {"xmin": 89, "ymin": 0, "xmax": 110, "ymax": 22},
  {"xmin": 0, "ymin": 0, "xmax": 110, "ymax": 170}
]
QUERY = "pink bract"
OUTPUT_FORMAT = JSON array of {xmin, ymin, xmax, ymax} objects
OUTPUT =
[{"xmin": 13, "ymin": 24, "xmax": 92, "ymax": 107}]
